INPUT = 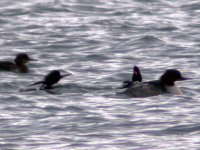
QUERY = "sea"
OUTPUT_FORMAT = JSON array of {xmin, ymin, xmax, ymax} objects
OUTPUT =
[{"xmin": 1, "ymin": 0, "xmax": 200, "ymax": 149}]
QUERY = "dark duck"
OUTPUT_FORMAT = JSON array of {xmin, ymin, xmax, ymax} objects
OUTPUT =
[
  {"xmin": 30, "ymin": 70, "xmax": 71, "ymax": 89},
  {"xmin": 120, "ymin": 65, "xmax": 142, "ymax": 89},
  {"xmin": 124, "ymin": 69, "xmax": 190, "ymax": 97},
  {"xmin": 0, "ymin": 53, "xmax": 37, "ymax": 73}
]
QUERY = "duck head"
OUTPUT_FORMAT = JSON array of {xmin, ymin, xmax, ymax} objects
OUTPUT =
[{"xmin": 160, "ymin": 69, "xmax": 188, "ymax": 86}]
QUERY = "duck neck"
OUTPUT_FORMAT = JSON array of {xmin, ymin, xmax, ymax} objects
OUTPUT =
[
  {"xmin": 15, "ymin": 59, "xmax": 29, "ymax": 73},
  {"xmin": 16, "ymin": 63, "xmax": 28, "ymax": 73},
  {"xmin": 165, "ymin": 85, "xmax": 183, "ymax": 95}
]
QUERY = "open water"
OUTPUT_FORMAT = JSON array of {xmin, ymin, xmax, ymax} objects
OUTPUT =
[{"xmin": 1, "ymin": 0, "xmax": 200, "ymax": 149}]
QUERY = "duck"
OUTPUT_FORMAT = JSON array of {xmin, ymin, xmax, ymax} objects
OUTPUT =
[
  {"xmin": 30, "ymin": 70, "xmax": 71, "ymax": 89},
  {"xmin": 0, "ymin": 53, "xmax": 37, "ymax": 73},
  {"xmin": 123, "ymin": 69, "xmax": 189, "ymax": 97}
]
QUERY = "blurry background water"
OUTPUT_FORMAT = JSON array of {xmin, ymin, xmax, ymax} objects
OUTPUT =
[{"xmin": 1, "ymin": 0, "xmax": 200, "ymax": 149}]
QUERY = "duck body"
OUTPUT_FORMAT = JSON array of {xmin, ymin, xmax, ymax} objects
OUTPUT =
[
  {"xmin": 0, "ymin": 61, "xmax": 17, "ymax": 71},
  {"xmin": 123, "ymin": 80, "xmax": 165, "ymax": 97}
]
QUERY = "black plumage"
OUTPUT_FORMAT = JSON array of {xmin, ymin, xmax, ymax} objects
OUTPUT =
[{"xmin": 30, "ymin": 70, "xmax": 71, "ymax": 89}]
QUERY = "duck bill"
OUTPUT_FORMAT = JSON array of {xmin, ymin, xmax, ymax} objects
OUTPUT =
[
  {"xmin": 29, "ymin": 58, "xmax": 37, "ymax": 61},
  {"xmin": 61, "ymin": 73, "xmax": 71, "ymax": 78},
  {"xmin": 179, "ymin": 77, "xmax": 190, "ymax": 81}
]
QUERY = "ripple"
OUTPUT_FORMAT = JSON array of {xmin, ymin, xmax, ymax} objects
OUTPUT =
[
  {"xmin": 181, "ymin": 2, "xmax": 200, "ymax": 11},
  {"xmin": 139, "ymin": 35, "xmax": 163, "ymax": 43},
  {"xmin": 162, "ymin": 124, "xmax": 200, "ymax": 135}
]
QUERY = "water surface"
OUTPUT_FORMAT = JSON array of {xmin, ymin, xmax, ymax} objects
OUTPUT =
[{"xmin": 1, "ymin": 0, "xmax": 200, "ymax": 149}]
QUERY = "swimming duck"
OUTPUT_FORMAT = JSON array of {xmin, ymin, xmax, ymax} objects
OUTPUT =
[
  {"xmin": 123, "ymin": 69, "xmax": 189, "ymax": 97},
  {"xmin": 0, "ymin": 53, "xmax": 37, "ymax": 73},
  {"xmin": 30, "ymin": 70, "xmax": 71, "ymax": 89}
]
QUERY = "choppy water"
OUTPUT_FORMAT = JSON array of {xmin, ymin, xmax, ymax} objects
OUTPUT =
[{"xmin": 1, "ymin": 0, "xmax": 200, "ymax": 149}]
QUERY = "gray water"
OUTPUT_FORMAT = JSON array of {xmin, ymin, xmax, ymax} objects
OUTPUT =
[{"xmin": 1, "ymin": 0, "xmax": 200, "ymax": 149}]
